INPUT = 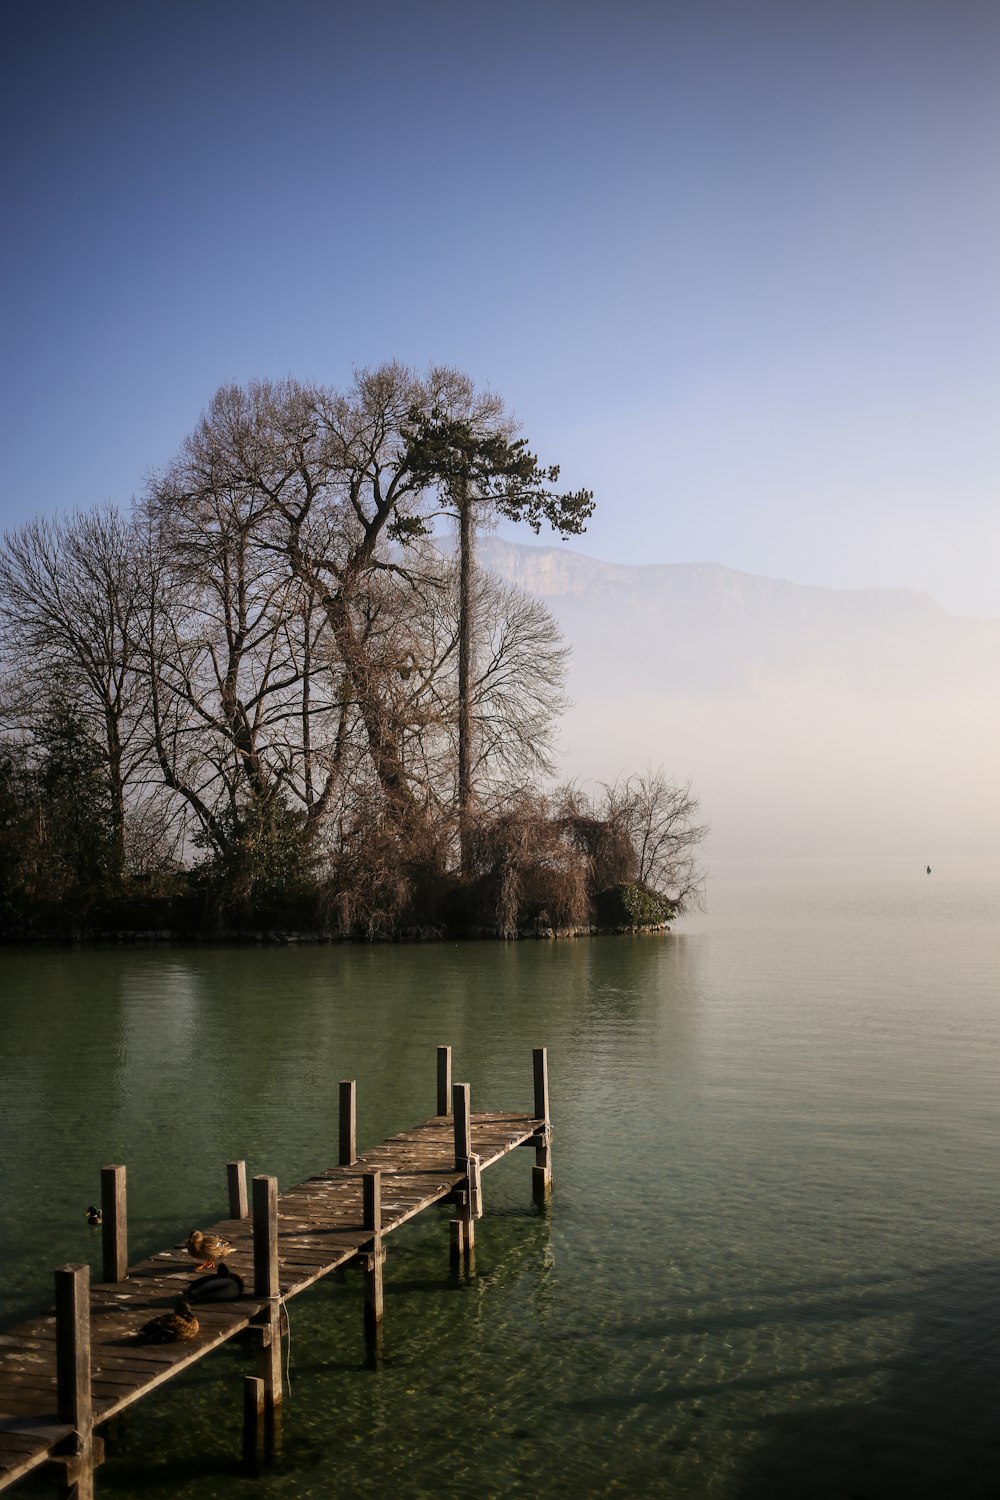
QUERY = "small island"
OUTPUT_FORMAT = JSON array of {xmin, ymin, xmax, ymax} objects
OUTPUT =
[{"xmin": 0, "ymin": 366, "xmax": 704, "ymax": 943}]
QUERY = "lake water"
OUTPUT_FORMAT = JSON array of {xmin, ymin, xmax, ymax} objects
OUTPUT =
[{"xmin": 1, "ymin": 855, "xmax": 998, "ymax": 1497}]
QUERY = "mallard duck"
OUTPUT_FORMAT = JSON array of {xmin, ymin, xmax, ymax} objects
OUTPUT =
[
  {"xmin": 187, "ymin": 1263, "xmax": 244, "ymax": 1302},
  {"xmin": 185, "ymin": 1229, "xmax": 234, "ymax": 1270},
  {"xmin": 136, "ymin": 1300, "xmax": 199, "ymax": 1343},
  {"xmin": 84, "ymin": 1205, "xmax": 102, "ymax": 1226}
]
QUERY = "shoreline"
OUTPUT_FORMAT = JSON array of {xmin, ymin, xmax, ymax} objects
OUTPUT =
[{"xmin": 0, "ymin": 921, "xmax": 673, "ymax": 948}]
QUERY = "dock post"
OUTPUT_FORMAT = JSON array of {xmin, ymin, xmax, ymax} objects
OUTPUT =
[
  {"xmin": 100, "ymin": 1164, "xmax": 127, "ymax": 1283},
  {"xmin": 55, "ymin": 1263, "xmax": 97, "ymax": 1499},
  {"xmin": 362, "ymin": 1170, "xmax": 385, "ymax": 1351},
  {"xmin": 451, "ymin": 1082, "xmax": 475, "ymax": 1260},
  {"xmin": 453, "ymin": 1081, "xmax": 472, "ymax": 1168},
  {"xmin": 468, "ymin": 1153, "xmax": 483, "ymax": 1219},
  {"xmin": 339, "ymin": 1079, "xmax": 357, "ymax": 1166},
  {"xmin": 437, "ymin": 1045, "xmax": 452, "ymax": 1116},
  {"xmin": 227, "ymin": 1160, "xmax": 249, "ymax": 1221},
  {"xmin": 242, "ymin": 1375, "xmax": 266, "ymax": 1475},
  {"xmin": 251, "ymin": 1174, "xmax": 283, "ymax": 1447},
  {"xmin": 532, "ymin": 1047, "xmax": 553, "ymax": 1200}
]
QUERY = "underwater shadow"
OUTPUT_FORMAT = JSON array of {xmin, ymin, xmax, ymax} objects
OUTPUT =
[{"xmin": 735, "ymin": 1257, "xmax": 1000, "ymax": 1500}]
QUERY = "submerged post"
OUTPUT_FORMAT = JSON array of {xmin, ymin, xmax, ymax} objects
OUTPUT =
[
  {"xmin": 100, "ymin": 1164, "xmax": 127, "ymax": 1284},
  {"xmin": 451, "ymin": 1082, "xmax": 475, "ymax": 1259},
  {"xmin": 339, "ymin": 1079, "xmax": 357, "ymax": 1166},
  {"xmin": 362, "ymin": 1170, "xmax": 385, "ymax": 1344},
  {"xmin": 437, "ymin": 1045, "xmax": 452, "ymax": 1116},
  {"xmin": 532, "ymin": 1047, "xmax": 553, "ymax": 1199},
  {"xmin": 55, "ymin": 1263, "xmax": 96, "ymax": 1499},
  {"xmin": 251, "ymin": 1174, "xmax": 283, "ymax": 1438},
  {"xmin": 242, "ymin": 1375, "xmax": 266, "ymax": 1474},
  {"xmin": 227, "ymin": 1160, "xmax": 249, "ymax": 1221}
]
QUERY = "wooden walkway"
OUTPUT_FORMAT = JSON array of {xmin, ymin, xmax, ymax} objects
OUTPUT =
[{"xmin": 0, "ymin": 1047, "xmax": 552, "ymax": 1497}]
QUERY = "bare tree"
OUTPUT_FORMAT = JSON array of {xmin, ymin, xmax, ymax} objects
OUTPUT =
[
  {"xmin": 0, "ymin": 506, "xmax": 145, "ymax": 881},
  {"xmin": 150, "ymin": 368, "xmax": 586, "ymax": 874},
  {"xmin": 133, "ymin": 482, "xmax": 354, "ymax": 910},
  {"xmin": 149, "ymin": 373, "xmax": 428, "ymax": 842},
  {"xmin": 600, "ymin": 768, "xmax": 707, "ymax": 912}
]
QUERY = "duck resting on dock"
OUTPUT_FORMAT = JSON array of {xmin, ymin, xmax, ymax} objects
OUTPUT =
[
  {"xmin": 136, "ymin": 1300, "xmax": 199, "ymax": 1343},
  {"xmin": 187, "ymin": 1263, "xmax": 244, "ymax": 1301},
  {"xmin": 84, "ymin": 1205, "xmax": 102, "ymax": 1225},
  {"xmin": 185, "ymin": 1229, "xmax": 234, "ymax": 1270}
]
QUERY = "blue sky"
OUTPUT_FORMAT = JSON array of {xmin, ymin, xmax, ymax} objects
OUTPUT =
[{"xmin": 2, "ymin": 0, "xmax": 998, "ymax": 614}]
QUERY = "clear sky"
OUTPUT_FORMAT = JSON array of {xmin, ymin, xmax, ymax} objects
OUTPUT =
[{"xmin": 2, "ymin": 0, "xmax": 998, "ymax": 615}]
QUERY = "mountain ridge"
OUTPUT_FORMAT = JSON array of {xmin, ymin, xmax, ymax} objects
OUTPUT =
[
  {"xmin": 473, "ymin": 536, "xmax": 999, "ymax": 858},
  {"xmin": 480, "ymin": 536, "xmax": 994, "ymax": 626}
]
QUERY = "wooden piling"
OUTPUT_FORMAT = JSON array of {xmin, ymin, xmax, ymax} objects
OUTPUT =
[
  {"xmin": 362, "ymin": 1170, "xmax": 385, "ymax": 1340},
  {"xmin": 339, "ymin": 1079, "xmax": 357, "ymax": 1167},
  {"xmin": 252, "ymin": 1175, "xmax": 280, "ymax": 1301},
  {"xmin": 452, "ymin": 1082, "xmax": 471, "ymax": 1168},
  {"xmin": 54, "ymin": 1264, "xmax": 95, "ymax": 1500},
  {"xmin": 468, "ymin": 1153, "xmax": 483, "ymax": 1220},
  {"xmin": 436, "ymin": 1045, "xmax": 452, "ymax": 1116},
  {"xmin": 242, "ymin": 1376, "xmax": 265, "ymax": 1474},
  {"xmin": 227, "ymin": 1160, "xmax": 249, "ymax": 1221},
  {"xmin": 251, "ymin": 1175, "xmax": 282, "ymax": 1430},
  {"xmin": 532, "ymin": 1047, "xmax": 553, "ymax": 1199},
  {"xmin": 533, "ymin": 1046, "xmax": 550, "ymax": 1123},
  {"xmin": 99, "ymin": 1165, "xmax": 127, "ymax": 1284},
  {"xmin": 451, "ymin": 1083, "xmax": 475, "ymax": 1258}
]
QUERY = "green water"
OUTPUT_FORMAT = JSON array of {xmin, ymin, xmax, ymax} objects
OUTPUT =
[{"xmin": 2, "ymin": 856, "xmax": 998, "ymax": 1497}]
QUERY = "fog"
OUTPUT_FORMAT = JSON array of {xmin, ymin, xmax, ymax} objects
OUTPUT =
[{"xmin": 483, "ymin": 540, "xmax": 1000, "ymax": 860}]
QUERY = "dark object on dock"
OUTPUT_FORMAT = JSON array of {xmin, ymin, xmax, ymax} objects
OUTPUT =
[
  {"xmin": 84, "ymin": 1205, "xmax": 102, "ymax": 1225},
  {"xmin": 136, "ymin": 1301, "xmax": 199, "ymax": 1344},
  {"xmin": 185, "ymin": 1229, "xmax": 233, "ymax": 1269},
  {"xmin": 188, "ymin": 1264, "xmax": 244, "ymax": 1301}
]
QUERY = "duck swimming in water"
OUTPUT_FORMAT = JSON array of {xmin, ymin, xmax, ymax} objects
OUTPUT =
[
  {"xmin": 84, "ymin": 1206, "xmax": 102, "ymax": 1226},
  {"xmin": 187, "ymin": 1263, "xmax": 244, "ymax": 1301},
  {"xmin": 185, "ymin": 1230, "xmax": 234, "ymax": 1270},
  {"xmin": 136, "ymin": 1300, "xmax": 199, "ymax": 1343}
]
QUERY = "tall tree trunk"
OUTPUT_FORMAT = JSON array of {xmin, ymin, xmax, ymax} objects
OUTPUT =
[
  {"xmin": 104, "ymin": 704, "xmax": 126, "ymax": 885},
  {"xmin": 457, "ymin": 473, "xmax": 474, "ymax": 875},
  {"xmin": 325, "ymin": 589, "xmax": 424, "ymax": 836}
]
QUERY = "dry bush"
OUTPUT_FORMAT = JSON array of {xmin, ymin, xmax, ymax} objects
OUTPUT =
[
  {"xmin": 320, "ymin": 792, "xmax": 449, "ymax": 939},
  {"xmin": 552, "ymin": 782, "xmax": 637, "ymax": 891},
  {"xmin": 468, "ymin": 793, "xmax": 591, "ymax": 937}
]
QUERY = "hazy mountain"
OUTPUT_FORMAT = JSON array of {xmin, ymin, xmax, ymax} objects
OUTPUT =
[{"xmin": 479, "ymin": 537, "xmax": 1000, "ymax": 859}]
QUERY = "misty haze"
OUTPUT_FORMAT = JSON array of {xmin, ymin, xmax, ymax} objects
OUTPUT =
[{"xmin": 481, "ymin": 537, "xmax": 1000, "ymax": 861}]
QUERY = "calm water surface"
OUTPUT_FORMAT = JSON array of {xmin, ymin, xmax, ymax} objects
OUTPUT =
[{"xmin": 1, "ymin": 855, "xmax": 998, "ymax": 1497}]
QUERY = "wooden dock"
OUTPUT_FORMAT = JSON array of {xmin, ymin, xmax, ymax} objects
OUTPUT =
[{"xmin": 0, "ymin": 1046, "xmax": 552, "ymax": 1498}]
